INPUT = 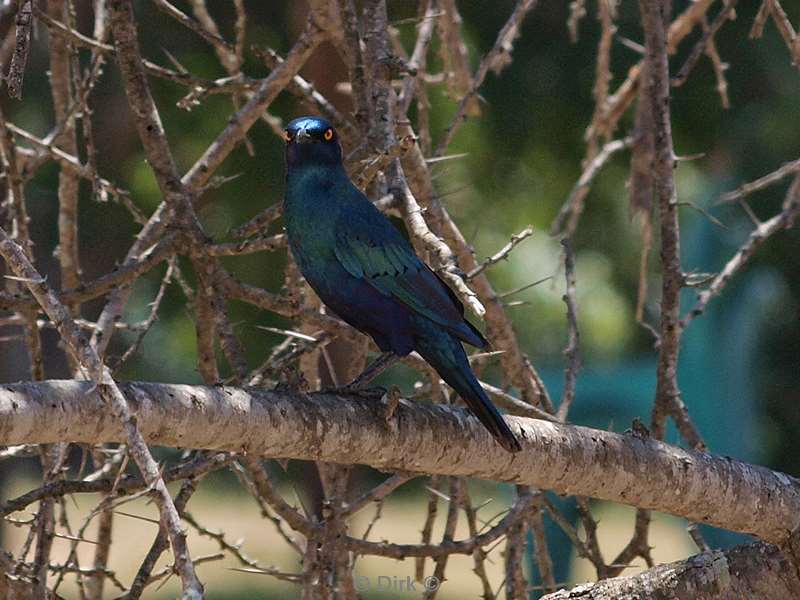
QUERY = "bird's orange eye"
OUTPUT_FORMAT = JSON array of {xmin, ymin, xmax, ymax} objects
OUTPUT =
[
  {"xmin": 283, "ymin": 130, "xmax": 292, "ymax": 142},
  {"xmin": 324, "ymin": 128, "xmax": 334, "ymax": 141}
]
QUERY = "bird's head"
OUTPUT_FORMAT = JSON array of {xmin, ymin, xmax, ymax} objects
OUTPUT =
[{"xmin": 284, "ymin": 116, "xmax": 342, "ymax": 169}]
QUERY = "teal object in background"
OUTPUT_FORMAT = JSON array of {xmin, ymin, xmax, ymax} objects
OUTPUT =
[{"xmin": 525, "ymin": 194, "xmax": 783, "ymax": 595}]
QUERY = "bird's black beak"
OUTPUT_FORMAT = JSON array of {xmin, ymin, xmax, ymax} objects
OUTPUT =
[{"xmin": 295, "ymin": 128, "xmax": 313, "ymax": 144}]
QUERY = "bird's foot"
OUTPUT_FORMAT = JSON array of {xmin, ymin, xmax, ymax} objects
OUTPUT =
[{"xmin": 381, "ymin": 385, "xmax": 402, "ymax": 422}]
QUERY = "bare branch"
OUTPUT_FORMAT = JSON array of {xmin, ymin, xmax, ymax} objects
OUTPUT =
[
  {"xmin": 394, "ymin": 169, "xmax": 486, "ymax": 317},
  {"xmin": 1, "ymin": 380, "xmax": 799, "ymax": 544},
  {"xmin": 466, "ymin": 226, "xmax": 533, "ymax": 280},
  {"xmin": 756, "ymin": 0, "xmax": 800, "ymax": 67},
  {"xmin": 683, "ymin": 180, "xmax": 800, "ymax": 327},
  {"xmin": 0, "ymin": 229, "xmax": 204, "ymax": 597},
  {"xmin": 435, "ymin": 0, "xmax": 539, "ymax": 156},
  {"xmin": 6, "ymin": 0, "xmax": 32, "ymax": 99},
  {"xmin": 671, "ymin": 0, "xmax": 737, "ymax": 87},
  {"xmin": 542, "ymin": 541, "xmax": 800, "ymax": 600},
  {"xmin": 639, "ymin": 0, "xmax": 703, "ymax": 449},
  {"xmin": 716, "ymin": 156, "xmax": 800, "ymax": 205},
  {"xmin": 152, "ymin": 0, "xmax": 234, "ymax": 57},
  {"xmin": 551, "ymin": 136, "xmax": 633, "ymax": 236},
  {"xmin": 556, "ymin": 239, "xmax": 581, "ymax": 422}
]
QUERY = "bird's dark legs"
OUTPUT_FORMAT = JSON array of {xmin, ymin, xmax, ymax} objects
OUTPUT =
[
  {"xmin": 343, "ymin": 352, "xmax": 399, "ymax": 390},
  {"xmin": 319, "ymin": 352, "xmax": 399, "ymax": 398}
]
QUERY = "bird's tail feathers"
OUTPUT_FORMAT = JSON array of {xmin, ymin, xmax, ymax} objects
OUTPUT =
[{"xmin": 416, "ymin": 332, "xmax": 522, "ymax": 453}]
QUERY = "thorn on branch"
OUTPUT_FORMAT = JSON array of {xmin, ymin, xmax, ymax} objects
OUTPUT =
[{"xmin": 467, "ymin": 226, "xmax": 534, "ymax": 280}]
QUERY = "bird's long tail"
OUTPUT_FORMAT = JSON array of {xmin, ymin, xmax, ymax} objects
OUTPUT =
[{"xmin": 415, "ymin": 328, "xmax": 522, "ymax": 453}]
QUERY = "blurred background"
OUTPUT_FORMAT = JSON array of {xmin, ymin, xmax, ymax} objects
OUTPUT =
[{"xmin": 1, "ymin": 0, "xmax": 799, "ymax": 597}]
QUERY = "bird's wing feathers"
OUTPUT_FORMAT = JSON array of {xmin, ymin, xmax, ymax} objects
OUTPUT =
[
  {"xmin": 334, "ymin": 209, "xmax": 485, "ymax": 346},
  {"xmin": 334, "ymin": 230, "xmax": 456, "ymax": 316}
]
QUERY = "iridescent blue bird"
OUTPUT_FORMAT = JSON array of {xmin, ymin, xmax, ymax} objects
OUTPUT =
[{"xmin": 282, "ymin": 116, "xmax": 521, "ymax": 452}]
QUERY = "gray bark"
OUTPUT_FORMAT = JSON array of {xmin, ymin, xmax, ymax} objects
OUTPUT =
[
  {"xmin": 542, "ymin": 541, "xmax": 800, "ymax": 600},
  {"xmin": 0, "ymin": 380, "xmax": 798, "ymax": 545}
]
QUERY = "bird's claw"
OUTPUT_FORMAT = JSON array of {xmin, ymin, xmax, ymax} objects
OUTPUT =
[{"xmin": 381, "ymin": 385, "xmax": 402, "ymax": 422}]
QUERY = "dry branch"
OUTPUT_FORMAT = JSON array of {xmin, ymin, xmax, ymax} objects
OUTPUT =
[
  {"xmin": 542, "ymin": 541, "xmax": 800, "ymax": 600},
  {"xmin": 716, "ymin": 156, "xmax": 800, "ymax": 205},
  {"xmin": 434, "ymin": 0, "xmax": 539, "ymax": 156},
  {"xmin": 0, "ymin": 380, "xmax": 798, "ymax": 545},
  {"xmin": 683, "ymin": 187, "xmax": 800, "ymax": 327},
  {"xmin": 0, "ymin": 0, "xmax": 797, "ymax": 595},
  {"xmin": 6, "ymin": 0, "xmax": 33, "ymax": 99},
  {"xmin": 0, "ymin": 230, "xmax": 203, "ymax": 597},
  {"xmin": 639, "ymin": 0, "xmax": 702, "ymax": 449}
]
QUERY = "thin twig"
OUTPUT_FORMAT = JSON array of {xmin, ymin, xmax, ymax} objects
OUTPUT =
[
  {"xmin": 467, "ymin": 226, "xmax": 534, "ymax": 280},
  {"xmin": 435, "ymin": 0, "xmax": 540, "ymax": 156},
  {"xmin": 556, "ymin": 239, "xmax": 581, "ymax": 422},
  {"xmin": 683, "ymin": 177, "xmax": 800, "ymax": 327}
]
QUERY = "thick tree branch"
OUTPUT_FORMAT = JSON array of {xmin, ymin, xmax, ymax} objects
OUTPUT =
[
  {"xmin": 541, "ymin": 541, "xmax": 800, "ymax": 600},
  {"xmin": 0, "ymin": 380, "xmax": 798, "ymax": 545}
]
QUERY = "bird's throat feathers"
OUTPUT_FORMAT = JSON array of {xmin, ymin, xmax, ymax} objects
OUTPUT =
[
  {"xmin": 285, "ymin": 138, "xmax": 342, "ymax": 171},
  {"xmin": 284, "ymin": 162, "xmax": 350, "ymax": 219}
]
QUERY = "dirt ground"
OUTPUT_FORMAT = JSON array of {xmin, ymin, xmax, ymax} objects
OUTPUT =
[{"xmin": 2, "ymin": 470, "xmax": 695, "ymax": 599}]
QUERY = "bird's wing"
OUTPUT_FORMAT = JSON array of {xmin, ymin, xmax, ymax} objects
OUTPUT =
[{"xmin": 334, "ymin": 209, "xmax": 486, "ymax": 347}]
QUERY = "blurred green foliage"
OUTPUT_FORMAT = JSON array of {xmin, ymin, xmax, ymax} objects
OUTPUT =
[
  {"xmin": 4, "ymin": 1, "xmax": 800, "ymax": 595},
  {"xmin": 10, "ymin": 0, "xmax": 800, "ymax": 467}
]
